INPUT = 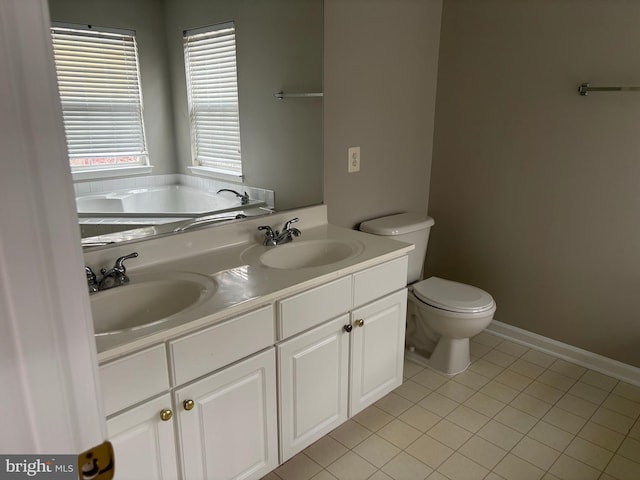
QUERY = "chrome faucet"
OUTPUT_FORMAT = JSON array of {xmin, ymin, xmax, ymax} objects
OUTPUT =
[
  {"xmin": 258, "ymin": 217, "xmax": 301, "ymax": 246},
  {"xmin": 86, "ymin": 252, "xmax": 138, "ymax": 293},
  {"xmin": 217, "ymin": 188, "xmax": 250, "ymax": 205}
]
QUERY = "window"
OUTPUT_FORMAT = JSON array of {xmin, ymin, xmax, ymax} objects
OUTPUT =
[
  {"xmin": 183, "ymin": 22, "xmax": 242, "ymax": 177},
  {"xmin": 50, "ymin": 25, "xmax": 148, "ymax": 171}
]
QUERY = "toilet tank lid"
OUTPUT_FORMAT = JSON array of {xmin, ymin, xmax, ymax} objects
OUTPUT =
[{"xmin": 360, "ymin": 212, "xmax": 435, "ymax": 236}]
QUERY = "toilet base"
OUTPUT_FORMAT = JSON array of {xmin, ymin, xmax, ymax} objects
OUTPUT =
[{"xmin": 405, "ymin": 337, "xmax": 471, "ymax": 376}]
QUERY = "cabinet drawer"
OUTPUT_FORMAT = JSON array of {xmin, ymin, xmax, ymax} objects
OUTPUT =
[
  {"xmin": 170, "ymin": 305, "xmax": 274, "ymax": 386},
  {"xmin": 100, "ymin": 344, "xmax": 169, "ymax": 417},
  {"xmin": 353, "ymin": 256, "xmax": 408, "ymax": 308},
  {"xmin": 278, "ymin": 276, "xmax": 352, "ymax": 339}
]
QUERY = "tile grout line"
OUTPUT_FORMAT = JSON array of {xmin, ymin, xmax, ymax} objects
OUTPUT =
[
  {"xmin": 465, "ymin": 344, "xmax": 575, "ymax": 478},
  {"xmin": 462, "ymin": 338, "xmax": 640, "ymax": 479},
  {"xmin": 420, "ymin": 339, "xmax": 615, "ymax": 478},
  {"xmin": 417, "ymin": 336, "xmax": 638, "ymax": 479},
  {"xmin": 598, "ymin": 406, "xmax": 640, "ymax": 480},
  {"xmin": 404, "ymin": 343, "xmax": 550, "ymax": 478},
  {"xmin": 480, "ymin": 340, "xmax": 638, "ymax": 478}
]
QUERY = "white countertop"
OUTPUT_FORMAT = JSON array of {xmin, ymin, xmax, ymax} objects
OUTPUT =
[{"xmin": 90, "ymin": 206, "xmax": 413, "ymax": 363}]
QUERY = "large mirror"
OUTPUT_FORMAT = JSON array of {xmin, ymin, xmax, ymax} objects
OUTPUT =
[{"xmin": 48, "ymin": 0, "xmax": 323, "ymax": 244}]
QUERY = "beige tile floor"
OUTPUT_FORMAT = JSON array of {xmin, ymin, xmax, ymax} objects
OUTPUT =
[{"xmin": 262, "ymin": 331, "xmax": 640, "ymax": 480}]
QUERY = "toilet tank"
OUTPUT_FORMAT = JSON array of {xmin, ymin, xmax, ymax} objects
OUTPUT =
[{"xmin": 359, "ymin": 213, "xmax": 435, "ymax": 284}]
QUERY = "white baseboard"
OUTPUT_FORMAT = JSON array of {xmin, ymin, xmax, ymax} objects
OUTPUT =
[{"xmin": 486, "ymin": 320, "xmax": 640, "ymax": 387}]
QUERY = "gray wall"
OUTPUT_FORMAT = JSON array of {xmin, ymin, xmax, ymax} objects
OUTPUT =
[
  {"xmin": 428, "ymin": 0, "xmax": 640, "ymax": 367},
  {"xmin": 323, "ymin": 0, "xmax": 442, "ymax": 228},
  {"xmin": 48, "ymin": 0, "xmax": 178, "ymax": 175},
  {"xmin": 163, "ymin": 0, "xmax": 323, "ymax": 211}
]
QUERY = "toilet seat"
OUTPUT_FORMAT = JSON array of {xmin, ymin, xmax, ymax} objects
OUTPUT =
[{"xmin": 413, "ymin": 277, "xmax": 495, "ymax": 314}]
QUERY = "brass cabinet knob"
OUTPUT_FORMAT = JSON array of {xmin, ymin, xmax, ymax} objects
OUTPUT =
[
  {"xmin": 355, "ymin": 319, "xmax": 365, "ymax": 327},
  {"xmin": 343, "ymin": 324, "xmax": 353, "ymax": 333},
  {"xmin": 183, "ymin": 399, "xmax": 195, "ymax": 411},
  {"xmin": 159, "ymin": 409, "xmax": 173, "ymax": 421}
]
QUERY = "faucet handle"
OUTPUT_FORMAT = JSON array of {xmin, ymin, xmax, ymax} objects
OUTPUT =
[
  {"xmin": 114, "ymin": 252, "xmax": 138, "ymax": 272},
  {"xmin": 258, "ymin": 225, "xmax": 276, "ymax": 246},
  {"xmin": 100, "ymin": 252, "xmax": 138, "ymax": 274},
  {"xmin": 85, "ymin": 266, "xmax": 97, "ymax": 282},
  {"xmin": 101, "ymin": 252, "xmax": 138, "ymax": 277},
  {"xmin": 98, "ymin": 252, "xmax": 138, "ymax": 290},
  {"xmin": 85, "ymin": 266, "xmax": 98, "ymax": 293},
  {"xmin": 283, "ymin": 217, "xmax": 299, "ymax": 231}
]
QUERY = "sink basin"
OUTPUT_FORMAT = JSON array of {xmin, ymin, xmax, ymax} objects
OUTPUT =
[
  {"xmin": 241, "ymin": 239, "xmax": 365, "ymax": 269},
  {"xmin": 91, "ymin": 272, "xmax": 216, "ymax": 335}
]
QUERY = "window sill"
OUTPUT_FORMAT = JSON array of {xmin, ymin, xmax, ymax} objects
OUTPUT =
[
  {"xmin": 72, "ymin": 165, "xmax": 154, "ymax": 181},
  {"xmin": 188, "ymin": 166, "xmax": 244, "ymax": 184}
]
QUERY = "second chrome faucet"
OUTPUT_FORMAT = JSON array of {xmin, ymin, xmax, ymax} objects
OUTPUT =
[{"xmin": 258, "ymin": 218, "xmax": 301, "ymax": 246}]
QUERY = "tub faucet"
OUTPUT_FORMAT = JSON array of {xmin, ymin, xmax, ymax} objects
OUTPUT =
[
  {"xmin": 217, "ymin": 189, "xmax": 250, "ymax": 205},
  {"xmin": 258, "ymin": 217, "xmax": 301, "ymax": 246},
  {"xmin": 97, "ymin": 252, "xmax": 138, "ymax": 291}
]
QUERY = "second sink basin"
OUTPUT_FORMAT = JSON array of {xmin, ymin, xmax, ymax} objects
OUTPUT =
[
  {"xmin": 241, "ymin": 239, "xmax": 365, "ymax": 269},
  {"xmin": 91, "ymin": 271, "xmax": 217, "ymax": 336}
]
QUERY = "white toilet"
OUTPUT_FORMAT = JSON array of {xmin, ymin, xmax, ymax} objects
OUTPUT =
[{"xmin": 360, "ymin": 213, "xmax": 496, "ymax": 375}]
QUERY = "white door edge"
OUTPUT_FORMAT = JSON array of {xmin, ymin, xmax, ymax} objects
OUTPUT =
[{"xmin": 0, "ymin": 0, "xmax": 105, "ymax": 454}]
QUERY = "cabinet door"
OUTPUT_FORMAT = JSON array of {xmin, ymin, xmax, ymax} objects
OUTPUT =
[
  {"xmin": 176, "ymin": 348, "xmax": 278, "ymax": 480},
  {"xmin": 278, "ymin": 314, "xmax": 350, "ymax": 462},
  {"xmin": 350, "ymin": 289, "xmax": 407, "ymax": 416},
  {"xmin": 106, "ymin": 394, "xmax": 178, "ymax": 480}
]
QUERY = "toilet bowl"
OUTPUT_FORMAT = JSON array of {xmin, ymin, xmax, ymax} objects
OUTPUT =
[
  {"xmin": 406, "ymin": 277, "xmax": 496, "ymax": 375},
  {"xmin": 359, "ymin": 213, "xmax": 497, "ymax": 376}
]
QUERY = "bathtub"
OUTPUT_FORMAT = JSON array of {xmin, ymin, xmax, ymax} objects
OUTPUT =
[{"xmin": 76, "ymin": 185, "xmax": 263, "ymax": 218}]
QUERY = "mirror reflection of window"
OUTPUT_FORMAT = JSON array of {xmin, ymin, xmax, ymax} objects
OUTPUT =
[
  {"xmin": 183, "ymin": 22, "xmax": 242, "ymax": 178},
  {"xmin": 50, "ymin": 24, "xmax": 149, "ymax": 172}
]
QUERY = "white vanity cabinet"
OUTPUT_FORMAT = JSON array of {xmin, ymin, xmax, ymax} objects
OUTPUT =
[
  {"xmin": 97, "ymin": 251, "xmax": 410, "ymax": 479},
  {"xmin": 277, "ymin": 257, "xmax": 408, "ymax": 461},
  {"xmin": 100, "ymin": 307, "xmax": 277, "ymax": 480},
  {"xmin": 174, "ymin": 348, "xmax": 278, "ymax": 480},
  {"xmin": 100, "ymin": 345, "xmax": 179, "ymax": 480},
  {"xmin": 349, "ymin": 289, "xmax": 407, "ymax": 415},
  {"xmin": 106, "ymin": 394, "xmax": 179, "ymax": 480},
  {"xmin": 278, "ymin": 314, "xmax": 351, "ymax": 461},
  {"xmin": 169, "ymin": 306, "xmax": 278, "ymax": 480}
]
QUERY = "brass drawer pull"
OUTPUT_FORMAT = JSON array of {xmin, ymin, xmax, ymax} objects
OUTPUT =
[{"xmin": 183, "ymin": 399, "xmax": 195, "ymax": 411}]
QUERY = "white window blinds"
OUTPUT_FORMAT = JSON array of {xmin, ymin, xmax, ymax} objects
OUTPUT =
[
  {"xmin": 183, "ymin": 23, "xmax": 242, "ymax": 176},
  {"xmin": 50, "ymin": 25, "xmax": 148, "ymax": 170}
]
